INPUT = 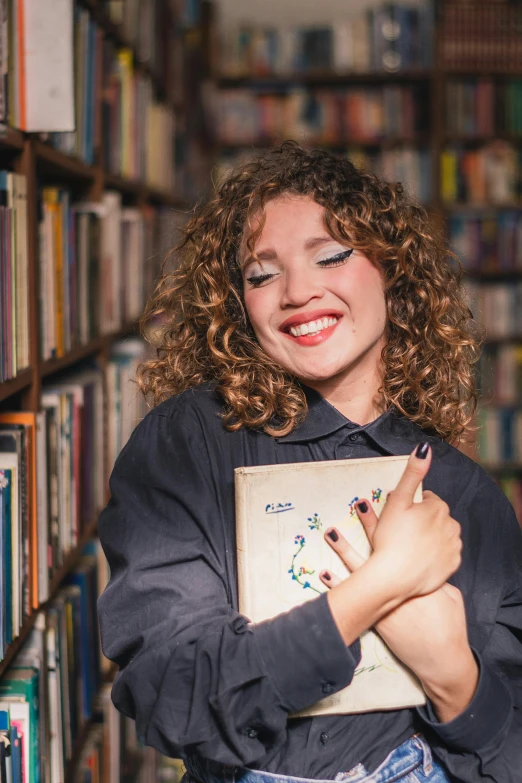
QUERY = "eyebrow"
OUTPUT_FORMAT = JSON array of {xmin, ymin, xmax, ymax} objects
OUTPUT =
[{"xmin": 241, "ymin": 236, "xmax": 336, "ymax": 267}]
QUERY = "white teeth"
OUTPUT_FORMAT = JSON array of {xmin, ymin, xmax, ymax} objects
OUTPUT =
[{"xmin": 288, "ymin": 316, "xmax": 339, "ymax": 338}]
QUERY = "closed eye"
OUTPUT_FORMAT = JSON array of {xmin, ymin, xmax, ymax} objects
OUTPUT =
[
  {"xmin": 245, "ymin": 271, "xmax": 277, "ymax": 287},
  {"xmin": 317, "ymin": 249, "xmax": 354, "ymax": 267}
]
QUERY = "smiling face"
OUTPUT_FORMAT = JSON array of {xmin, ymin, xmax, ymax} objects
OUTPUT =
[{"xmin": 240, "ymin": 194, "xmax": 388, "ymax": 406}]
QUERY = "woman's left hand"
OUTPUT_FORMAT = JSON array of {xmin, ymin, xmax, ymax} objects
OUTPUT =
[{"xmin": 321, "ymin": 502, "xmax": 479, "ymax": 723}]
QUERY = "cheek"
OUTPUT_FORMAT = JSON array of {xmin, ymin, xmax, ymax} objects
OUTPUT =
[{"xmin": 243, "ymin": 291, "xmax": 270, "ymax": 337}]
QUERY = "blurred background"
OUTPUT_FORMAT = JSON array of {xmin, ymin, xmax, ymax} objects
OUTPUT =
[{"xmin": 0, "ymin": 0, "xmax": 520, "ymax": 781}]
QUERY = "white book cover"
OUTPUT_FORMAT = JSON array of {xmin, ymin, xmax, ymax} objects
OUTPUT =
[
  {"xmin": 235, "ymin": 455, "xmax": 426, "ymax": 716},
  {"xmin": 23, "ymin": 0, "xmax": 74, "ymax": 132}
]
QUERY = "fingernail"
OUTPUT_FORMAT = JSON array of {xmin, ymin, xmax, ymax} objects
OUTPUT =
[
  {"xmin": 327, "ymin": 529, "xmax": 339, "ymax": 542},
  {"xmin": 357, "ymin": 501, "xmax": 368, "ymax": 513},
  {"xmin": 415, "ymin": 442, "xmax": 430, "ymax": 459},
  {"xmin": 323, "ymin": 571, "xmax": 331, "ymax": 581}
]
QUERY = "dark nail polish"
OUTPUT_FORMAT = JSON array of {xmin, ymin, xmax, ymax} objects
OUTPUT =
[
  {"xmin": 357, "ymin": 501, "xmax": 368, "ymax": 513},
  {"xmin": 415, "ymin": 442, "xmax": 430, "ymax": 459},
  {"xmin": 323, "ymin": 571, "xmax": 331, "ymax": 581},
  {"xmin": 327, "ymin": 529, "xmax": 339, "ymax": 542}
]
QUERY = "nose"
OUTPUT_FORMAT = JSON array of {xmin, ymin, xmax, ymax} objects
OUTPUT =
[{"xmin": 280, "ymin": 266, "xmax": 324, "ymax": 309}]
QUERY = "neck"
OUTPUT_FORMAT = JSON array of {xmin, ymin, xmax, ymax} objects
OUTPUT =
[{"xmin": 303, "ymin": 357, "xmax": 386, "ymax": 427}]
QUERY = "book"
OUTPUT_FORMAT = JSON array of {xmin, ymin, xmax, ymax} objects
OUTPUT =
[{"xmin": 235, "ymin": 455, "xmax": 425, "ymax": 716}]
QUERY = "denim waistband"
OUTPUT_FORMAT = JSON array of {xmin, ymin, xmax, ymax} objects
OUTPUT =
[{"xmin": 193, "ymin": 733, "xmax": 449, "ymax": 783}]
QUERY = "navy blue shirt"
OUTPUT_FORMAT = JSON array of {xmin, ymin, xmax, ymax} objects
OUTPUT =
[{"xmin": 97, "ymin": 384, "xmax": 522, "ymax": 782}]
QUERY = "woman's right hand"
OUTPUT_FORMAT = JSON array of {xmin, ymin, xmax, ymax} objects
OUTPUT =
[{"xmin": 368, "ymin": 442, "xmax": 463, "ymax": 601}]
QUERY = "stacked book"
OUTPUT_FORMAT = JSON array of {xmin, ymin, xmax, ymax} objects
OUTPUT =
[
  {"xmin": 49, "ymin": 4, "xmax": 101, "ymax": 164},
  {"xmin": 106, "ymin": 339, "xmax": 150, "ymax": 473},
  {"xmin": 441, "ymin": 143, "xmax": 521, "ymax": 204},
  {"xmin": 445, "ymin": 78, "xmax": 522, "ymax": 137},
  {"xmin": 0, "ymin": 368, "xmax": 105, "ymax": 654},
  {"xmin": 476, "ymin": 406, "xmax": 522, "ymax": 467},
  {"xmin": 38, "ymin": 188, "xmax": 157, "ymax": 359},
  {"xmin": 219, "ymin": 2, "xmax": 434, "ymax": 77},
  {"xmin": 0, "ymin": 172, "xmax": 29, "ymax": 382},
  {"xmin": 0, "ymin": 542, "xmax": 107, "ymax": 783},
  {"xmin": 448, "ymin": 210, "xmax": 522, "ymax": 273},
  {"xmin": 463, "ymin": 279, "xmax": 522, "ymax": 339},
  {"xmin": 101, "ymin": 39, "xmax": 176, "ymax": 191},
  {"xmin": 217, "ymin": 145, "xmax": 431, "ymax": 206},
  {"xmin": 478, "ymin": 343, "xmax": 522, "ymax": 406},
  {"xmin": 441, "ymin": 1, "xmax": 522, "ymax": 72},
  {"xmin": 213, "ymin": 85, "xmax": 427, "ymax": 146}
]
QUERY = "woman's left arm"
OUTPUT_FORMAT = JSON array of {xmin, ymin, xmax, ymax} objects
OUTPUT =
[
  {"xmin": 323, "ymin": 493, "xmax": 522, "ymax": 782},
  {"xmin": 417, "ymin": 500, "xmax": 522, "ymax": 782}
]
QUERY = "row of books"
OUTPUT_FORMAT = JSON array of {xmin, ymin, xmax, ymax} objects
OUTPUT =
[
  {"xmin": 464, "ymin": 280, "xmax": 522, "ymax": 340},
  {"xmin": 216, "ymin": 146, "xmax": 431, "ymax": 206},
  {"xmin": 446, "ymin": 78, "xmax": 522, "ymax": 138},
  {"xmin": 0, "ymin": 340, "xmax": 149, "ymax": 655},
  {"xmin": 38, "ymin": 189, "xmax": 174, "ymax": 360},
  {"xmin": 496, "ymin": 475, "xmax": 522, "ymax": 528},
  {"xmin": 218, "ymin": 2, "xmax": 434, "ymax": 77},
  {"xmin": 441, "ymin": 142, "xmax": 520, "ymax": 205},
  {"xmin": 441, "ymin": 2, "xmax": 522, "ymax": 73},
  {"xmin": 212, "ymin": 86, "xmax": 428, "ymax": 146},
  {"xmin": 0, "ymin": 546, "xmax": 102, "ymax": 783},
  {"xmin": 73, "ymin": 699, "xmax": 158, "ymax": 783},
  {"xmin": 478, "ymin": 344, "xmax": 522, "ymax": 406},
  {"xmin": 448, "ymin": 210, "xmax": 522, "ymax": 273},
  {"xmin": 0, "ymin": 172, "xmax": 29, "ymax": 383},
  {"xmin": 477, "ymin": 406, "xmax": 522, "ymax": 467},
  {"xmin": 101, "ymin": 39, "xmax": 177, "ymax": 190},
  {"xmin": 0, "ymin": 539, "xmax": 121, "ymax": 783}
]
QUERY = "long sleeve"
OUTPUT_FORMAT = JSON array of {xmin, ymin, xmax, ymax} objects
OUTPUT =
[
  {"xmin": 97, "ymin": 402, "xmax": 360, "ymax": 768},
  {"xmin": 416, "ymin": 498, "xmax": 522, "ymax": 782}
]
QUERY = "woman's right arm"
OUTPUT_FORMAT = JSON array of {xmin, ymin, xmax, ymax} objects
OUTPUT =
[
  {"xmin": 97, "ymin": 408, "xmax": 460, "ymax": 769},
  {"xmin": 97, "ymin": 406, "xmax": 360, "ymax": 769}
]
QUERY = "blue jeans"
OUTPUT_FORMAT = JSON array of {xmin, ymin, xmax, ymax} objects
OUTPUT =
[{"xmin": 232, "ymin": 735, "xmax": 450, "ymax": 783}]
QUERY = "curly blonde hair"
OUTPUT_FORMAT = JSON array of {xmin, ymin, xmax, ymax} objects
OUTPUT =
[{"xmin": 138, "ymin": 140, "xmax": 483, "ymax": 443}]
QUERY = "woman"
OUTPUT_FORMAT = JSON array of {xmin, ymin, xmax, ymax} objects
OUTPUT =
[{"xmin": 97, "ymin": 142, "xmax": 522, "ymax": 783}]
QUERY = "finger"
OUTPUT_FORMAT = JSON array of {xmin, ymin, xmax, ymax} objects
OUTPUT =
[
  {"xmin": 320, "ymin": 570, "xmax": 342, "ymax": 589},
  {"xmin": 388, "ymin": 442, "xmax": 432, "ymax": 508},
  {"xmin": 355, "ymin": 500, "xmax": 378, "ymax": 546},
  {"xmin": 325, "ymin": 527, "xmax": 365, "ymax": 571}
]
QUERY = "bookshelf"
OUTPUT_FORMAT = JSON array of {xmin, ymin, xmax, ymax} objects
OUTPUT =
[
  {"xmin": 207, "ymin": 0, "xmax": 522, "ymax": 520},
  {"xmin": 0, "ymin": 0, "xmax": 213, "ymax": 781}
]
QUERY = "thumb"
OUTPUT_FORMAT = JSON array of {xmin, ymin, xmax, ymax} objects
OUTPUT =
[{"xmin": 388, "ymin": 442, "xmax": 431, "ymax": 508}]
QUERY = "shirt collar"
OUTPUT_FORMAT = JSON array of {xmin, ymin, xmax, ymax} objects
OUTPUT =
[{"xmin": 276, "ymin": 385, "xmax": 443, "ymax": 456}]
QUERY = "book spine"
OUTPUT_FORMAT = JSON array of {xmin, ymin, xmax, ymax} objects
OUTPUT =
[{"xmin": 234, "ymin": 472, "xmax": 251, "ymax": 618}]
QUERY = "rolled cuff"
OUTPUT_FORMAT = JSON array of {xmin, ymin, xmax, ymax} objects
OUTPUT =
[
  {"xmin": 416, "ymin": 650, "xmax": 513, "ymax": 752},
  {"xmin": 253, "ymin": 591, "xmax": 361, "ymax": 714}
]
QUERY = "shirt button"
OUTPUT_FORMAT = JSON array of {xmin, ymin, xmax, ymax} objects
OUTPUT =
[
  {"xmin": 348, "ymin": 433, "xmax": 359, "ymax": 442},
  {"xmin": 246, "ymin": 728, "xmax": 258, "ymax": 739},
  {"xmin": 322, "ymin": 682, "xmax": 334, "ymax": 695},
  {"xmin": 320, "ymin": 732, "xmax": 329, "ymax": 745}
]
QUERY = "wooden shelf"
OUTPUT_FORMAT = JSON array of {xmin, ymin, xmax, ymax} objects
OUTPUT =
[
  {"xmin": 0, "ymin": 514, "xmax": 100, "ymax": 678},
  {"xmin": 104, "ymin": 171, "xmax": 143, "ymax": 197},
  {"xmin": 33, "ymin": 139, "xmax": 97, "ymax": 180},
  {"xmin": 217, "ymin": 70, "xmax": 433, "ymax": 87},
  {"xmin": 0, "ymin": 369, "xmax": 33, "ymax": 403},
  {"xmin": 40, "ymin": 323, "xmax": 140, "ymax": 378},
  {"xmin": 0, "ymin": 126, "xmax": 24, "ymax": 150},
  {"xmin": 40, "ymin": 337, "xmax": 105, "ymax": 378}
]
